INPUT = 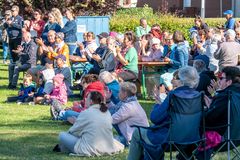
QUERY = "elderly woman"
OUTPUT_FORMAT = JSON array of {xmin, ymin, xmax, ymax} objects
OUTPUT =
[
  {"xmin": 47, "ymin": 32, "xmax": 70, "ymax": 66},
  {"xmin": 111, "ymin": 82, "xmax": 149, "ymax": 146},
  {"xmin": 115, "ymin": 31, "xmax": 139, "ymax": 81},
  {"xmin": 55, "ymin": 91, "xmax": 124, "ymax": 156},
  {"xmin": 127, "ymin": 66, "xmax": 200, "ymax": 160}
]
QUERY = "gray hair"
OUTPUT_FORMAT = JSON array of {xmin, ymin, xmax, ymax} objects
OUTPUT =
[
  {"xmin": 99, "ymin": 71, "xmax": 115, "ymax": 84},
  {"xmin": 193, "ymin": 59, "xmax": 207, "ymax": 73},
  {"xmin": 120, "ymin": 82, "xmax": 137, "ymax": 97},
  {"xmin": 178, "ymin": 66, "xmax": 200, "ymax": 88}
]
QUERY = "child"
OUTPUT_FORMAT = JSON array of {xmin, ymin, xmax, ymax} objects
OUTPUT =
[
  {"xmin": 41, "ymin": 58, "xmax": 55, "ymax": 94},
  {"xmin": 45, "ymin": 74, "xmax": 67, "ymax": 119},
  {"xmin": 17, "ymin": 74, "xmax": 35, "ymax": 105},
  {"xmin": 31, "ymin": 77, "xmax": 45, "ymax": 105}
]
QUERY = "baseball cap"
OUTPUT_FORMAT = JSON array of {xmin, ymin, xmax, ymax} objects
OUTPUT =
[
  {"xmin": 151, "ymin": 37, "xmax": 160, "ymax": 45},
  {"xmin": 97, "ymin": 32, "xmax": 109, "ymax": 39},
  {"xmin": 223, "ymin": 10, "xmax": 233, "ymax": 15},
  {"xmin": 55, "ymin": 54, "xmax": 66, "ymax": 61},
  {"xmin": 194, "ymin": 55, "xmax": 210, "ymax": 68}
]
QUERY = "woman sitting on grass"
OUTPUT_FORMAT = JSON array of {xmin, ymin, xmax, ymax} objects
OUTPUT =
[{"xmin": 54, "ymin": 91, "xmax": 124, "ymax": 156}]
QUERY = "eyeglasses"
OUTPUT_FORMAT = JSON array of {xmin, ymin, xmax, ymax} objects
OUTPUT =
[
  {"xmin": 219, "ymin": 77, "xmax": 227, "ymax": 80},
  {"xmin": 11, "ymin": 10, "xmax": 16, "ymax": 12}
]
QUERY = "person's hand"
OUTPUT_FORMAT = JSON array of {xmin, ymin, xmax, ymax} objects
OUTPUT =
[
  {"xmin": 36, "ymin": 38, "xmax": 44, "ymax": 46},
  {"xmin": 18, "ymin": 91, "xmax": 24, "ymax": 96},
  {"xmin": 164, "ymin": 57, "xmax": 171, "ymax": 62},
  {"xmin": 17, "ymin": 45, "xmax": 24, "ymax": 52},
  {"xmin": 77, "ymin": 42, "xmax": 84, "ymax": 50},
  {"xmin": 204, "ymin": 95, "xmax": 212, "ymax": 108},
  {"xmin": 47, "ymin": 46, "xmax": 54, "ymax": 53},
  {"xmin": 92, "ymin": 54, "xmax": 101, "ymax": 62},
  {"xmin": 6, "ymin": 20, "xmax": 12, "ymax": 25},
  {"xmin": 44, "ymin": 94, "xmax": 50, "ymax": 99},
  {"xmin": 88, "ymin": 47, "xmax": 95, "ymax": 54},
  {"xmin": 28, "ymin": 92, "xmax": 34, "ymax": 96},
  {"xmin": 196, "ymin": 43, "xmax": 203, "ymax": 49}
]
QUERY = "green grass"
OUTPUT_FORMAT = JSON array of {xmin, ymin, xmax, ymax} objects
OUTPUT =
[{"xmin": 0, "ymin": 60, "xmax": 229, "ymax": 159}]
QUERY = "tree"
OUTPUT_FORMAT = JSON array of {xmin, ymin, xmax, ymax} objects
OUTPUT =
[{"xmin": 0, "ymin": 0, "xmax": 118, "ymax": 17}]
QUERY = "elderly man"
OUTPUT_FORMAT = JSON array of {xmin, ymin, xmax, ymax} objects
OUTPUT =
[
  {"xmin": 135, "ymin": 18, "xmax": 151, "ymax": 38},
  {"xmin": 224, "ymin": 10, "xmax": 235, "ymax": 30},
  {"xmin": 8, "ymin": 32, "xmax": 37, "ymax": 89},
  {"xmin": 214, "ymin": 29, "xmax": 240, "ymax": 71},
  {"xmin": 28, "ymin": 30, "xmax": 56, "ymax": 82},
  {"xmin": 4, "ymin": 5, "xmax": 23, "ymax": 63}
]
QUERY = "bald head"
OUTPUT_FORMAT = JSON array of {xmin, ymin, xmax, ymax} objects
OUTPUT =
[{"xmin": 23, "ymin": 32, "xmax": 31, "ymax": 43}]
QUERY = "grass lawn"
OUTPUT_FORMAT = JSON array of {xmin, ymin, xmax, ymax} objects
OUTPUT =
[{"xmin": 0, "ymin": 60, "xmax": 229, "ymax": 160}]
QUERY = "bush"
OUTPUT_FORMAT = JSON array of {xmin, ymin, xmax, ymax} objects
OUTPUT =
[{"xmin": 110, "ymin": 6, "xmax": 227, "ymax": 42}]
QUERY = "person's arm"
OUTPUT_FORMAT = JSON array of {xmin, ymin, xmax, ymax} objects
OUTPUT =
[
  {"xmin": 214, "ymin": 44, "xmax": 222, "ymax": 60},
  {"xmin": 228, "ymin": 18, "xmax": 235, "ymax": 30},
  {"xmin": 68, "ymin": 112, "xmax": 88, "ymax": 135},
  {"xmin": 10, "ymin": 16, "xmax": 23, "ymax": 29},
  {"xmin": 33, "ymin": 20, "xmax": 45, "ymax": 33},
  {"xmin": 150, "ymin": 93, "xmax": 171, "ymax": 125},
  {"xmin": 112, "ymin": 104, "xmax": 132, "ymax": 124},
  {"xmin": 61, "ymin": 21, "xmax": 76, "ymax": 33}
]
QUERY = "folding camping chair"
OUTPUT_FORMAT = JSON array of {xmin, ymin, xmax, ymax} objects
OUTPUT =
[
  {"xmin": 210, "ymin": 90, "xmax": 240, "ymax": 160},
  {"xmin": 133, "ymin": 91, "xmax": 205, "ymax": 160},
  {"xmin": 166, "ymin": 92, "xmax": 206, "ymax": 160}
]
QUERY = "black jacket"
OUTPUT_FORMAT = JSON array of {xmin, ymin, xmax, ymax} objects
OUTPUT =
[
  {"xmin": 205, "ymin": 83, "xmax": 240, "ymax": 135},
  {"xmin": 4, "ymin": 15, "xmax": 23, "ymax": 39}
]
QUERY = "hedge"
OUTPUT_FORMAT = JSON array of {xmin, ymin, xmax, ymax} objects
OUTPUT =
[{"xmin": 110, "ymin": 6, "xmax": 227, "ymax": 42}]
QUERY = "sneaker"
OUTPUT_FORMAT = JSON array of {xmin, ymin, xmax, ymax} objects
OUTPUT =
[
  {"xmin": 28, "ymin": 102, "xmax": 35, "ymax": 105},
  {"xmin": 50, "ymin": 105, "xmax": 59, "ymax": 120},
  {"xmin": 17, "ymin": 101, "xmax": 22, "ymax": 105},
  {"xmin": 74, "ymin": 79, "xmax": 81, "ymax": 84},
  {"xmin": 53, "ymin": 144, "xmax": 61, "ymax": 152}
]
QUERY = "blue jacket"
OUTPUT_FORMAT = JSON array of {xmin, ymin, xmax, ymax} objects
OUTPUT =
[
  {"xmin": 170, "ymin": 42, "xmax": 189, "ymax": 69},
  {"xmin": 106, "ymin": 80, "xmax": 120, "ymax": 104},
  {"xmin": 147, "ymin": 86, "xmax": 199, "ymax": 144},
  {"xmin": 225, "ymin": 18, "xmax": 235, "ymax": 30},
  {"xmin": 42, "ymin": 22, "xmax": 61, "ymax": 43},
  {"xmin": 86, "ymin": 45, "xmax": 108, "ymax": 73},
  {"xmin": 18, "ymin": 84, "xmax": 35, "ymax": 102},
  {"xmin": 4, "ymin": 15, "xmax": 23, "ymax": 39},
  {"xmin": 61, "ymin": 20, "xmax": 77, "ymax": 43}
]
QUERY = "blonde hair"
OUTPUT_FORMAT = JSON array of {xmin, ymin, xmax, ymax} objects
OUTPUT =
[
  {"xmin": 23, "ymin": 74, "xmax": 33, "ymax": 83},
  {"xmin": 51, "ymin": 8, "xmax": 64, "ymax": 27},
  {"xmin": 12, "ymin": 5, "xmax": 19, "ymax": 12}
]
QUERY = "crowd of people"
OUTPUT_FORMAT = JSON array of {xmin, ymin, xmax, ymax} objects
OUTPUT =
[{"xmin": 1, "ymin": 5, "xmax": 240, "ymax": 159}]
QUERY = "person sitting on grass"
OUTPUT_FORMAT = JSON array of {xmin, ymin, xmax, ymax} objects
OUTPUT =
[
  {"xmin": 111, "ymin": 82, "xmax": 149, "ymax": 146},
  {"xmin": 52, "ymin": 74, "xmax": 105, "ymax": 124},
  {"xmin": 31, "ymin": 77, "xmax": 45, "ymax": 105},
  {"xmin": 45, "ymin": 74, "xmax": 67, "ymax": 119},
  {"xmin": 54, "ymin": 91, "xmax": 124, "ymax": 156},
  {"xmin": 7, "ymin": 74, "xmax": 35, "ymax": 105}
]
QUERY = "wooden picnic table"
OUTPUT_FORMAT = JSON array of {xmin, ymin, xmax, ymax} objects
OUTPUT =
[{"xmin": 138, "ymin": 61, "xmax": 169, "ymax": 99}]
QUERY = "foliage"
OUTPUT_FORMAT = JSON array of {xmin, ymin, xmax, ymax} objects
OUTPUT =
[
  {"xmin": 110, "ymin": 6, "xmax": 227, "ymax": 42},
  {"xmin": 0, "ymin": 0, "xmax": 118, "ymax": 17}
]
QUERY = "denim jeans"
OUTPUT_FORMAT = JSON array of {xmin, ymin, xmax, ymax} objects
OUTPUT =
[
  {"xmin": 67, "ymin": 44, "xmax": 77, "ymax": 55},
  {"xmin": 2, "ymin": 42, "xmax": 9, "ymax": 61},
  {"xmin": 8, "ymin": 63, "xmax": 31, "ymax": 86},
  {"xmin": 58, "ymin": 110, "xmax": 80, "ymax": 121},
  {"xmin": 113, "ymin": 124, "xmax": 129, "ymax": 146},
  {"xmin": 127, "ymin": 128, "xmax": 153, "ymax": 160},
  {"xmin": 59, "ymin": 132, "xmax": 78, "ymax": 153}
]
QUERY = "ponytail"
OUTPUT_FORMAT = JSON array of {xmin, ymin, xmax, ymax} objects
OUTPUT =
[
  {"xmin": 100, "ymin": 102, "xmax": 108, "ymax": 112},
  {"xmin": 90, "ymin": 91, "xmax": 108, "ymax": 113}
]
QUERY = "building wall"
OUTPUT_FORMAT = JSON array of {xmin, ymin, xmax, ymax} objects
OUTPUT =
[{"xmin": 137, "ymin": 0, "xmax": 233, "ymax": 17}]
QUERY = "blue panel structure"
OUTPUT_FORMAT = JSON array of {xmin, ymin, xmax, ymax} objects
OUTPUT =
[{"xmin": 63, "ymin": 16, "xmax": 110, "ymax": 43}]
